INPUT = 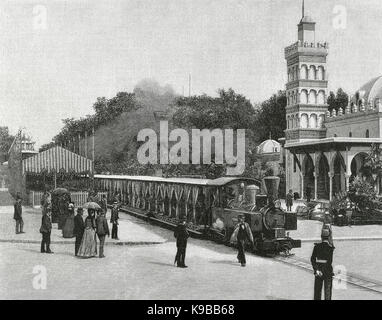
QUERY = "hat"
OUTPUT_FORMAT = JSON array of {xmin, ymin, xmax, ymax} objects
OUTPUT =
[
  {"xmin": 321, "ymin": 228, "xmax": 330, "ymax": 239},
  {"xmin": 238, "ymin": 214, "xmax": 245, "ymax": 219}
]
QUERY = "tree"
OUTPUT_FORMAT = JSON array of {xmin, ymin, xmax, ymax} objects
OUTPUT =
[
  {"xmin": 253, "ymin": 90, "xmax": 287, "ymax": 143},
  {"xmin": 327, "ymin": 88, "xmax": 349, "ymax": 112},
  {"xmin": 172, "ymin": 88, "xmax": 256, "ymax": 130},
  {"xmin": 0, "ymin": 127, "xmax": 15, "ymax": 162}
]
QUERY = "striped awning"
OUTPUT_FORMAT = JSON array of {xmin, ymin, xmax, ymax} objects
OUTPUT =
[{"xmin": 22, "ymin": 146, "xmax": 93, "ymax": 174}]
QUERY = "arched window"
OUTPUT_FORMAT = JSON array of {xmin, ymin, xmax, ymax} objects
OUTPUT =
[
  {"xmin": 366, "ymin": 130, "xmax": 370, "ymax": 138},
  {"xmin": 309, "ymin": 114, "xmax": 317, "ymax": 128},
  {"xmin": 317, "ymin": 91, "xmax": 325, "ymax": 105},
  {"xmin": 309, "ymin": 90, "xmax": 317, "ymax": 104},
  {"xmin": 318, "ymin": 114, "xmax": 325, "ymax": 128},
  {"xmin": 308, "ymin": 65, "xmax": 316, "ymax": 80},
  {"xmin": 317, "ymin": 66, "xmax": 325, "ymax": 80},
  {"xmin": 300, "ymin": 90, "xmax": 308, "ymax": 104},
  {"xmin": 300, "ymin": 114, "xmax": 308, "ymax": 128},
  {"xmin": 300, "ymin": 65, "xmax": 308, "ymax": 79}
]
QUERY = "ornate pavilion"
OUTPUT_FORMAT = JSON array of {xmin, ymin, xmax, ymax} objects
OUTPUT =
[{"xmin": 281, "ymin": 12, "xmax": 382, "ymax": 202}]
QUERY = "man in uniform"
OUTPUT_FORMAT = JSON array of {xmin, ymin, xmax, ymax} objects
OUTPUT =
[
  {"xmin": 174, "ymin": 218, "xmax": 189, "ymax": 268},
  {"xmin": 310, "ymin": 228, "xmax": 335, "ymax": 300},
  {"xmin": 230, "ymin": 214, "xmax": 254, "ymax": 267}
]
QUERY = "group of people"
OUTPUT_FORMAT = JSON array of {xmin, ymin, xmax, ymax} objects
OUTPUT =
[{"xmin": 39, "ymin": 198, "xmax": 121, "ymax": 258}]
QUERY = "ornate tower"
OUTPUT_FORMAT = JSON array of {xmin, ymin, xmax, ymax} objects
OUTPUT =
[{"xmin": 284, "ymin": 5, "xmax": 329, "ymax": 143}]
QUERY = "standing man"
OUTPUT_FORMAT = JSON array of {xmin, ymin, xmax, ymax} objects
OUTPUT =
[
  {"xmin": 14, "ymin": 196, "xmax": 24, "ymax": 234},
  {"xmin": 96, "ymin": 210, "xmax": 109, "ymax": 258},
  {"xmin": 286, "ymin": 189, "xmax": 294, "ymax": 212},
  {"xmin": 310, "ymin": 229, "xmax": 335, "ymax": 300},
  {"xmin": 73, "ymin": 207, "xmax": 85, "ymax": 256},
  {"xmin": 40, "ymin": 208, "xmax": 53, "ymax": 253},
  {"xmin": 110, "ymin": 202, "xmax": 119, "ymax": 240},
  {"xmin": 101, "ymin": 195, "xmax": 108, "ymax": 217},
  {"xmin": 174, "ymin": 218, "xmax": 189, "ymax": 268},
  {"xmin": 230, "ymin": 214, "xmax": 254, "ymax": 267}
]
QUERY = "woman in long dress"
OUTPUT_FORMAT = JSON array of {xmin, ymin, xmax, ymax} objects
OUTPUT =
[
  {"xmin": 63, "ymin": 203, "xmax": 75, "ymax": 238},
  {"xmin": 77, "ymin": 209, "xmax": 97, "ymax": 258}
]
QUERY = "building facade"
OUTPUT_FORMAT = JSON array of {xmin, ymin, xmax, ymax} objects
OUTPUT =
[{"xmin": 283, "ymin": 12, "xmax": 382, "ymax": 202}]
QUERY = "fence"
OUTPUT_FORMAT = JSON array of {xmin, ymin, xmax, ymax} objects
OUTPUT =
[{"xmin": 29, "ymin": 191, "xmax": 108, "ymax": 208}]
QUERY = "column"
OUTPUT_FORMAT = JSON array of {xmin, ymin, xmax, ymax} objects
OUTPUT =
[
  {"xmin": 300, "ymin": 172, "xmax": 304, "ymax": 199},
  {"xmin": 345, "ymin": 174, "xmax": 351, "ymax": 192},
  {"xmin": 313, "ymin": 172, "xmax": 318, "ymax": 200},
  {"xmin": 329, "ymin": 172, "xmax": 334, "ymax": 201}
]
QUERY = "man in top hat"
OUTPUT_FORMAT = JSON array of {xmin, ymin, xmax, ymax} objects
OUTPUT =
[
  {"xmin": 230, "ymin": 214, "xmax": 254, "ymax": 267},
  {"xmin": 110, "ymin": 201, "xmax": 119, "ymax": 240},
  {"xmin": 73, "ymin": 207, "xmax": 85, "ymax": 256},
  {"xmin": 310, "ymin": 228, "xmax": 335, "ymax": 300},
  {"xmin": 174, "ymin": 218, "xmax": 189, "ymax": 268}
]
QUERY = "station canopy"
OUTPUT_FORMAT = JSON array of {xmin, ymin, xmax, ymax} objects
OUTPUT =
[{"xmin": 22, "ymin": 146, "xmax": 93, "ymax": 174}]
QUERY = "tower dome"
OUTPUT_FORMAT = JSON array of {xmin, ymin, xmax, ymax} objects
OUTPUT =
[
  {"xmin": 352, "ymin": 76, "xmax": 382, "ymax": 107},
  {"xmin": 257, "ymin": 139, "xmax": 281, "ymax": 154}
]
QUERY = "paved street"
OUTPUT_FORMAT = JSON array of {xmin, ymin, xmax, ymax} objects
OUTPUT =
[{"xmin": 1, "ymin": 207, "xmax": 382, "ymax": 299}]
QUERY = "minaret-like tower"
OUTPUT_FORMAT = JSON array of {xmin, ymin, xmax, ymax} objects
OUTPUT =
[{"xmin": 284, "ymin": 3, "xmax": 329, "ymax": 142}]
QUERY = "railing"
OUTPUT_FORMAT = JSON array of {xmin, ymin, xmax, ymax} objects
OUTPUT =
[{"xmin": 29, "ymin": 191, "xmax": 107, "ymax": 207}]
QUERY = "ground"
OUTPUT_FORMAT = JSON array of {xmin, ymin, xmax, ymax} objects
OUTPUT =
[{"xmin": 0, "ymin": 206, "xmax": 382, "ymax": 300}]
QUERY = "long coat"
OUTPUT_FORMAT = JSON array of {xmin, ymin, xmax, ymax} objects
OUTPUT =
[
  {"xmin": 73, "ymin": 214, "xmax": 85, "ymax": 237},
  {"xmin": 14, "ymin": 202, "xmax": 22, "ymax": 220},
  {"xmin": 174, "ymin": 224, "xmax": 189, "ymax": 248},
  {"xmin": 96, "ymin": 215, "xmax": 110, "ymax": 236},
  {"xmin": 230, "ymin": 222, "xmax": 254, "ymax": 245},
  {"xmin": 40, "ymin": 214, "xmax": 52, "ymax": 233}
]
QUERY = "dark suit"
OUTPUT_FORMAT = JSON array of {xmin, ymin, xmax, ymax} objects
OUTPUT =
[
  {"xmin": 174, "ymin": 223, "xmax": 189, "ymax": 267},
  {"xmin": 311, "ymin": 241, "xmax": 334, "ymax": 300},
  {"xmin": 73, "ymin": 214, "xmax": 85, "ymax": 256},
  {"xmin": 40, "ymin": 214, "xmax": 52, "ymax": 253},
  {"xmin": 96, "ymin": 215, "xmax": 109, "ymax": 257},
  {"xmin": 110, "ymin": 207, "xmax": 119, "ymax": 239},
  {"xmin": 14, "ymin": 201, "xmax": 23, "ymax": 233}
]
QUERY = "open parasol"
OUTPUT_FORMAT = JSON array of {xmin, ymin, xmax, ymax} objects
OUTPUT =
[{"xmin": 82, "ymin": 202, "xmax": 101, "ymax": 210}]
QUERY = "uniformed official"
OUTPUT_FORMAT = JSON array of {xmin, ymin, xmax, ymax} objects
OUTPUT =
[{"xmin": 310, "ymin": 228, "xmax": 335, "ymax": 300}]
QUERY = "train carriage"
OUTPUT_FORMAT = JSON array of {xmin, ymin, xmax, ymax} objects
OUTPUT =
[{"xmin": 94, "ymin": 174, "xmax": 301, "ymax": 255}]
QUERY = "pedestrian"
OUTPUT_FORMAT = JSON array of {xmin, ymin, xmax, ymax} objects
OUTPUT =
[
  {"xmin": 14, "ymin": 196, "xmax": 24, "ymax": 234},
  {"xmin": 310, "ymin": 228, "xmax": 335, "ymax": 300},
  {"xmin": 286, "ymin": 189, "xmax": 294, "ymax": 212},
  {"xmin": 101, "ymin": 194, "xmax": 108, "ymax": 216},
  {"xmin": 63, "ymin": 202, "xmax": 75, "ymax": 238},
  {"xmin": 40, "ymin": 208, "xmax": 53, "ymax": 253},
  {"xmin": 110, "ymin": 201, "xmax": 119, "ymax": 240},
  {"xmin": 174, "ymin": 218, "xmax": 189, "ymax": 268},
  {"xmin": 230, "ymin": 214, "xmax": 254, "ymax": 267},
  {"xmin": 77, "ymin": 209, "xmax": 97, "ymax": 258},
  {"xmin": 96, "ymin": 209, "xmax": 109, "ymax": 258},
  {"xmin": 73, "ymin": 207, "xmax": 85, "ymax": 256},
  {"xmin": 306, "ymin": 187, "xmax": 312, "ymax": 203}
]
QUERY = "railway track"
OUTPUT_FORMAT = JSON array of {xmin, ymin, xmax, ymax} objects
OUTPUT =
[
  {"xmin": 119, "ymin": 205, "xmax": 382, "ymax": 295},
  {"xmin": 275, "ymin": 254, "xmax": 382, "ymax": 295}
]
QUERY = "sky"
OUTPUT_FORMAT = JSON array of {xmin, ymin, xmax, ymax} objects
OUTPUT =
[{"xmin": 1, "ymin": 0, "xmax": 382, "ymax": 147}]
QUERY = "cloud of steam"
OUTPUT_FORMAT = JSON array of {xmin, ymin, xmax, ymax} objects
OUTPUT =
[{"xmin": 133, "ymin": 79, "xmax": 176, "ymax": 96}]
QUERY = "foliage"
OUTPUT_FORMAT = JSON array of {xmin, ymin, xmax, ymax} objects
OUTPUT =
[
  {"xmin": 348, "ymin": 177, "xmax": 376, "ymax": 212},
  {"xmin": 0, "ymin": 127, "xmax": 15, "ymax": 161},
  {"xmin": 172, "ymin": 88, "xmax": 256, "ymax": 130},
  {"xmin": 327, "ymin": 88, "xmax": 349, "ymax": 112},
  {"xmin": 53, "ymin": 92, "xmax": 140, "ymax": 145},
  {"xmin": 253, "ymin": 90, "xmax": 286, "ymax": 143}
]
